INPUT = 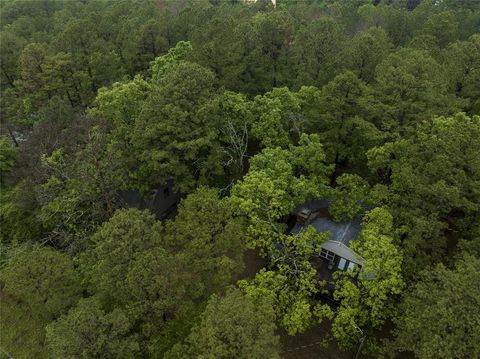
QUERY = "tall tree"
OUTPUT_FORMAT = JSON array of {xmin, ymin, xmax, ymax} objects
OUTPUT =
[
  {"xmin": 367, "ymin": 113, "xmax": 480, "ymax": 277},
  {"xmin": 443, "ymin": 34, "xmax": 480, "ymax": 114},
  {"xmin": 232, "ymin": 135, "xmax": 333, "ymax": 334},
  {"xmin": 247, "ymin": 10, "xmax": 295, "ymax": 92},
  {"xmin": 420, "ymin": 11, "xmax": 458, "ymax": 48},
  {"xmin": 190, "ymin": 5, "xmax": 250, "ymax": 92},
  {"xmin": 316, "ymin": 71, "xmax": 381, "ymax": 179},
  {"xmin": 80, "ymin": 208, "xmax": 163, "ymax": 305},
  {"xmin": 166, "ymin": 288, "xmax": 280, "ymax": 359},
  {"xmin": 251, "ymin": 86, "xmax": 324, "ymax": 148},
  {"xmin": 0, "ymin": 246, "xmax": 82, "ymax": 359},
  {"xmin": 46, "ymin": 297, "xmax": 140, "ymax": 359},
  {"xmin": 374, "ymin": 48, "xmax": 457, "ymax": 135},
  {"xmin": 341, "ymin": 27, "xmax": 391, "ymax": 83},
  {"xmin": 317, "ymin": 207, "xmax": 403, "ymax": 352},
  {"xmin": 291, "ymin": 17, "xmax": 345, "ymax": 88},
  {"xmin": 163, "ymin": 187, "xmax": 246, "ymax": 294},
  {"xmin": 131, "ymin": 60, "xmax": 217, "ymax": 192},
  {"xmin": 393, "ymin": 255, "xmax": 480, "ymax": 359}
]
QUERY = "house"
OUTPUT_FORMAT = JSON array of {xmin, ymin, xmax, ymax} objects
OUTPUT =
[
  {"xmin": 289, "ymin": 200, "xmax": 364, "ymax": 283},
  {"xmin": 119, "ymin": 179, "xmax": 181, "ymax": 219}
]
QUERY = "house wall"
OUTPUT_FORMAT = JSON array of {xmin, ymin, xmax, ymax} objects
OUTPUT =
[{"xmin": 119, "ymin": 179, "xmax": 181, "ymax": 219}]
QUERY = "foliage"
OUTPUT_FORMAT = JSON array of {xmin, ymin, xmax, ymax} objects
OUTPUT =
[
  {"xmin": 78, "ymin": 187, "xmax": 246, "ymax": 356},
  {"xmin": 166, "ymin": 287, "xmax": 280, "ymax": 359},
  {"xmin": 328, "ymin": 208, "xmax": 403, "ymax": 351},
  {"xmin": 329, "ymin": 174, "xmax": 369, "ymax": 222},
  {"xmin": 163, "ymin": 187, "xmax": 246, "ymax": 294},
  {"xmin": 393, "ymin": 255, "xmax": 480, "ymax": 359},
  {"xmin": 37, "ymin": 126, "xmax": 119, "ymax": 252},
  {"xmin": 232, "ymin": 136, "xmax": 332, "ymax": 334},
  {"xmin": 46, "ymin": 297, "xmax": 140, "ymax": 359},
  {"xmin": 231, "ymin": 134, "xmax": 332, "ymax": 252},
  {"xmin": 374, "ymin": 48, "xmax": 458, "ymax": 135},
  {"xmin": 368, "ymin": 113, "xmax": 480, "ymax": 277},
  {"xmin": 0, "ymin": 138, "xmax": 16, "ymax": 176},
  {"xmin": 316, "ymin": 71, "xmax": 382, "ymax": 174},
  {"xmin": 0, "ymin": 246, "xmax": 82, "ymax": 358},
  {"xmin": 1, "ymin": 1, "xmax": 480, "ymax": 356},
  {"xmin": 291, "ymin": 17, "xmax": 345, "ymax": 87},
  {"xmin": 79, "ymin": 208, "xmax": 163, "ymax": 305}
]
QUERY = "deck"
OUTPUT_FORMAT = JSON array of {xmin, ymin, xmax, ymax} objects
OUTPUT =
[{"xmin": 311, "ymin": 255, "xmax": 336, "ymax": 293}]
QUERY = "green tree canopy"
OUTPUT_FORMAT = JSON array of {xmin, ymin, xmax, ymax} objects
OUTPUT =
[
  {"xmin": 342, "ymin": 27, "xmax": 392, "ymax": 84},
  {"xmin": 80, "ymin": 208, "xmax": 162, "ymax": 305},
  {"xmin": 368, "ymin": 113, "xmax": 480, "ymax": 276},
  {"xmin": 46, "ymin": 297, "xmax": 140, "ymax": 359},
  {"xmin": 0, "ymin": 246, "xmax": 82, "ymax": 358},
  {"xmin": 374, "ymin": 47, "xmax": 457, "ymax": 135},
  {"xmin": 166, "ymin": 287, "xmax": 280, "ymax": 359},
  {"xmin": 326, "ymin": 207, "xmax": 403, "ymax": 352},
  {"xmin": 393, "ymin": 255, "xmax": 480, "ymax": 359},
  {"xmin": 232, "ymin": 135, "xmax": 333, "ymax": 334}
]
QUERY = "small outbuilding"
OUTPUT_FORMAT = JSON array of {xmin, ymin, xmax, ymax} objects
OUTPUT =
[
  {"xmin": 290, "ymin": 200, "xmax": 364, "ymax": 281},
  {"xmin": 119, "ymin": 179, "xmax": 181, "ymax": 219}
]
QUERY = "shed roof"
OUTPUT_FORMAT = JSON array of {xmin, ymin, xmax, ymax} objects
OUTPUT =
[
  {"xmin": 290, "ymin": 199, "xmax": 364, "ymax": 264},
  {"xmin": 321, "ymin": 240, "xmax": 364, "ymax": 265}
]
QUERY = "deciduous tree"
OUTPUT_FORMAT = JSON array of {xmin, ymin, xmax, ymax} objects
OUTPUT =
[
  {"xmin": 46, "ymin": 297, "xmax": 140, "ymax": 359},
  {"xmin": 166, "ymin": 288, "xmax": 280, "ymax": 359},
  {"xmin": 393, "ymin": 255, "xmax": 480, "ymax": 359},
  {"xmin": 0, "ymin": 246, "xmax": 82, "ymax": 359}
]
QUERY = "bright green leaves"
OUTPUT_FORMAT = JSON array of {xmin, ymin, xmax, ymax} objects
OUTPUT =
[
  {"xmin": 232, "ymin": 136, "xmax": 332, "ymax": 335},
  {"xmin": 251, "ymin": 86, "xmax": 324, "ymax": 148},
  {"xmin": 239, "ymin": 268, "xmax": 317, "ymax": 336},
  {"xmin": 331, "ymin": 280, "xmax": 364, "ymax": 349},
  {"xmin": 238, "ymin": 228, "xmax": 327, "ymax": 336},
  {"xmin": 251, "ymin": 89, "xmax": 294, "ymax": 148},
  {"xmin": 151, "ymin": 41, "xmax": 193, "ymax": 82},
  {"xmin": 329, "ymin": 207, "xmax": 403, "ymax": 351},
  {"xmin": 291, "ymin": 133, "xmax": 331, "ymax": 178},
  {"xmin": 354, "ymin": 208, "xmax": 403, "ymax": 325},
  {"xmin": 231, "ymin": 135, "xmax": 332, "ymax": 251},
  {"xmin": 92, "ymin": 75, "xmax": 151, "ymax": 127}
]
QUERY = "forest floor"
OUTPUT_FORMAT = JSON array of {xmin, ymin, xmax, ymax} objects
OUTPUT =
[
  {"xmin": 280, "ymin": 324, "xmax": 354, "ymax": 359},
  {"xmin": 234, "ymin": 248, "xmax": 267, "ymax": 281}
]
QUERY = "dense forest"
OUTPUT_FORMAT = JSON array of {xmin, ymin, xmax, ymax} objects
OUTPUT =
[{"xmin": 1, "ymin": 0, "xmax": 479, "ymax": 358}]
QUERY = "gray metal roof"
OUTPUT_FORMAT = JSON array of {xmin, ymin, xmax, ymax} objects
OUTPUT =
[
  {"xmin": 309, "ymin": 215, "xmax": 362, "ymax": 247},
  {"xmin": 290, "ymin": 199, "xmax": 364, "ymax": 263},
  {"xmin": 321, "ymin": 240, "xmax": 364, "ymax": 265}
]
